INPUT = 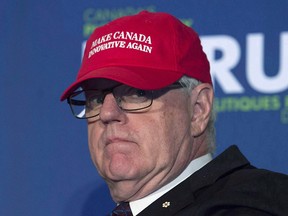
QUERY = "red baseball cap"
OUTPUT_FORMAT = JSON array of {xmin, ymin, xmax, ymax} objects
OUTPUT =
[{"xmin": 60, "ymin": 11, "xmax": 211, "ymax": 101}]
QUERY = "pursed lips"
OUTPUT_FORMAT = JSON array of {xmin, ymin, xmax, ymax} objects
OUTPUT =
[
  {"xmin": 104, "ymin": 137, "xmax": 137, "ymax": 157},
  {"xmin": 105, "ymin": 137, "xmax": 135, "ymax": 146}
]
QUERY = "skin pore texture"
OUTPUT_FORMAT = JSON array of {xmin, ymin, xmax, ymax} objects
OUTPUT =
[{"xmin": 86, "ymin": 80, "xmax": 214, "ymax": 202}]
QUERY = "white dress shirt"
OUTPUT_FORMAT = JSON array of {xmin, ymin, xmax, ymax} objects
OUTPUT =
[{"xmin": 129, "ymin": 153, "xmax": 212, "ymax": 215}]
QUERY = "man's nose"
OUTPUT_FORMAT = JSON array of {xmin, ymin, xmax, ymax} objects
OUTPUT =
[{"xmin": 98, "ymin": 93, "xmax": 125, "ymax": 124}]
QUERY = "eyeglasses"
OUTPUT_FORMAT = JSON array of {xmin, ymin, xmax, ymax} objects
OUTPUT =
[{"xmin": 67, "ymin": 83, "xmax": 183, "ymax": 119}]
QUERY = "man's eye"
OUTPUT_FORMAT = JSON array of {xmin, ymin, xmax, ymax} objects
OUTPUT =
[
  {"xmin": 88, "ymin": 96, "xmax": 103, "ymax": 106},
  {"xmin": 123, "ymin": 87, "xmax": 146, "ymax": 97},
  {"xmin": 128, "ymin": 89, "xmax": 147, "ymax": 99},
  {"xmin": 136, "ymin": 90, "xmax": 146, "ymax": 97},
  {"xmin": 96, "ymin": 97, "xmax": 104, "ymax": 104}
]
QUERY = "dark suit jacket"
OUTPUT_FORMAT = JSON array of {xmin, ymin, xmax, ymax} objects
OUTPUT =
[{"xmin": 137, "ymin": 145, "xmax": 288, "ymax": 216}]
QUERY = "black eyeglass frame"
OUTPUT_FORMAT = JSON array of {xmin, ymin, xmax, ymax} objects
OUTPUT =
[{"xmin": 67, "ymin": 82, "xmax": 183, "ymax": 119}]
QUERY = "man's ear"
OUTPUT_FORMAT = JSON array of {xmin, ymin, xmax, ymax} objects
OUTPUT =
[{"xmin": 190, "ymin": 83, "xmax": 214, "ymax": 137}]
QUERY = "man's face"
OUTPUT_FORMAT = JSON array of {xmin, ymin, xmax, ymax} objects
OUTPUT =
[{"xmin": 86, "ymin": 79, "xmax": 203, "ymax": 202}]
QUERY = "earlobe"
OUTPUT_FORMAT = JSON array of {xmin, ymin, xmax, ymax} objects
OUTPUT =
[{"xmin": 190, "ymin": 84, "xmax": 214, "ymax": 137}]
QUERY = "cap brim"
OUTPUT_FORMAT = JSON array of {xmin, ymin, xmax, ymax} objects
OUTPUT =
[{"xmin": 60, "ymin": 66, "xmax": 183, "ymax": 101}]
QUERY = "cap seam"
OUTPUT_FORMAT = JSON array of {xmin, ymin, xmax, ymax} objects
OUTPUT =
[{"xmin": 168, "ymin": 15, "xmax": 178, "ymax": 73}]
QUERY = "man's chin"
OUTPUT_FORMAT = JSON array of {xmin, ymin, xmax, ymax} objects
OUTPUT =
[{"xmin": 105, "ymin": 159, "xmax": 137, "ymax": 181}]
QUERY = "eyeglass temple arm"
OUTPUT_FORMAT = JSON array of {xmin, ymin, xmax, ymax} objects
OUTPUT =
[{"xmin": 67, "ymin": 98, "xmax": 86, "ymax": 106}]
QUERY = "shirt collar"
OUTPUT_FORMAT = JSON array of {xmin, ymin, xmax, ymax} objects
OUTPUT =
[{"xmin": 129, "ymin": 153, "xmax": 213, "ymax": 215}]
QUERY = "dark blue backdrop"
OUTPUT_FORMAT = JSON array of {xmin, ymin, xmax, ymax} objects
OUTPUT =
[{"xmin": 1, "ymin": 0, "xmax": 287, "ymax": 215}]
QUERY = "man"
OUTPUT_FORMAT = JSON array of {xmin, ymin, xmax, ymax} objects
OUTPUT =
[{"xmin": 61, "ymin": 11, "xmax": 288, "ymax": 215}]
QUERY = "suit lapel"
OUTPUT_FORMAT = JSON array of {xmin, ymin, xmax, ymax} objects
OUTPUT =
[{"xmin": 137, "ymin": 145, "xmax": 250, "ymax": 216}]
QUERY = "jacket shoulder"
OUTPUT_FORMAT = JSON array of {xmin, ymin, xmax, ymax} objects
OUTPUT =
[{"xmin": 191, "ymin": 150, "xmax": 288, "ymax": 216}]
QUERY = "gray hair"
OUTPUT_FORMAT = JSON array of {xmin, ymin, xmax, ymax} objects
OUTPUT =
[{"xmin": 178, "ymin": 76, "xmax": 216, "ymax": 154}]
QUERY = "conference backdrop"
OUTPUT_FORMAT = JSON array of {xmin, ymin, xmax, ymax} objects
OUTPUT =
[{"xmin": 1, "ymin": 0, "xmax": 287, "ymax": 215}]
